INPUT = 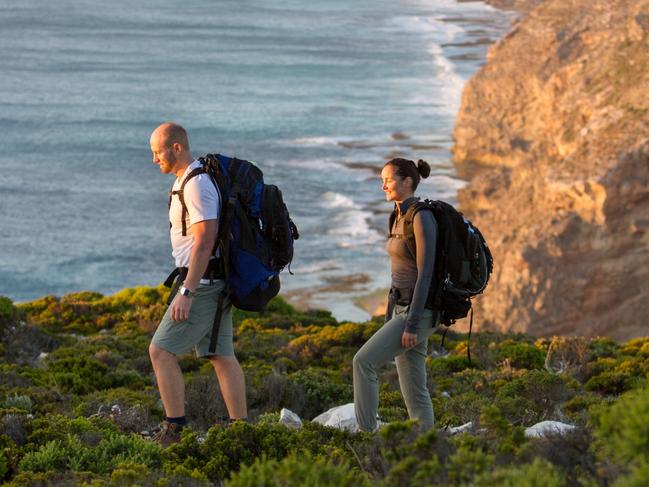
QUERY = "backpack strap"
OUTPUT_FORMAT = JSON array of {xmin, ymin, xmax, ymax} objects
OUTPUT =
[
  {"xmin": 169, "ymin": 166, "xmax": 208, "ymax": 236},
  {"xmin": 391, "ymin": 201, "xmax": 432, "ymax": 259}
]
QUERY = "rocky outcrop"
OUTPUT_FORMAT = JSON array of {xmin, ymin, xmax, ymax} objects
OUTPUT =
[{"xmin": 452, "ymin": 0, "xmax": 649, "ymax": 340}]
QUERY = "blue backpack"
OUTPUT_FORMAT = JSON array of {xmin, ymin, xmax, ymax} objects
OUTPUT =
[{"xmin": 168, "ymin": 153, "xmax": 299, "ymax": 352}]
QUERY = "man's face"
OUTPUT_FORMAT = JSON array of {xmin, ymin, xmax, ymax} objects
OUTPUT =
[{"xmin": 150, "ymin": 133, "xmax": 177, "ymax": 174}]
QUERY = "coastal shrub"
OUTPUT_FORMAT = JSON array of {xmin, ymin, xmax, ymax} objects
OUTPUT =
[
  {"xmin": 593, "ymin": 385, "xmax": 649, "ymax": 466},
  {"xmin": 181, "ymin": 422, "xmax": 296, "ymax": 482},
  {"xmin": 225, "ymin": 452, "xmax": 370, "ymax": 487},
  {"xmin": 494, "ymin": 370, "xmax": 579, "ymax": 425},
  {"xmin": 498, "ymin": 339, "xmax": 546, "ymax": 370},
  {"xmin": 517, "ymin": 428, "xmax": 595, "ymax": 485},
  {"xmin": 287, "ymin": 322, "xmax": 379, "ymax": 364},
  {"xmin": 246, "ymin": 370, "xmax": 307, "ymax": 419},
  {"xmin": 19, "ymin": 431, "xmax": 161, "ymax": 475},
  {"xmin": 0, "ymin": 296, "xmax": 19, "ymax": 327},
  {"xmin": 588, "ymin": 337, "xmax": 620, "ymax": 359},
  {"xmin": 18, "ymin": 286, "xmax": 169, "ymax": 334},
  {"xmin": 435, "ymin": 390, "xmax": 490, "ymax": 426},
  {"xmin": 562, "ymin": 392, "xmax": 603, "ymax": 423},
  {"xmin": 3, "ymin": 394, "xmax": 32, "ymax": 413},
  {"xmin": 235, "ymin": 325, "xmax": 292, "ymax": 362},
  {"xmin": 289, "ymin": 368, "xmax": 352, "ymax": 419},
  {"xmin": 473, "ymin": 457, "xmax": 567, "ymax": 486},
  {"xmin": 621, "ymin": 337, "xmax": 649, "ymax": 358},
  {"xmin": 584, "ymin": 370, "xmax": 638, "ymax": 395},
  {"xmin": 427, "ymin": 354, "xmax": 473, "ymax": 377},
  {"xmin": 612, "ymin": 460, "xmax": 649, "ymax": 487},
  {"xmin": 26, "ymin": 415, "xmax": 119, "ymax": 448},
  {"xmin": 447, "ymin": 438, "xmax": 495, "ymax": 484},
  {"xmin": 0, "ymin": 451, "xmax": 7, "ymax": 481}
]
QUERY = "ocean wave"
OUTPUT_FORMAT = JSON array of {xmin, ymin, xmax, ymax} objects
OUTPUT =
[
  {"xmin": 290, "ymin": 259, "xmax": 342, "ymax": 274},
  {"xmin": 321, "ymin": 191, "xmax": 355, "ymax": 209},
  {"xmin": 429, "ymin": 42, "xmax": 466, "ymax": 113},
  {"xmin": 291, "ymin": 136, "xmax": 352, "ymax": 146},
  {"xmin": 328, "ymin": 208, "xmax": 384, "ymax": 243}
]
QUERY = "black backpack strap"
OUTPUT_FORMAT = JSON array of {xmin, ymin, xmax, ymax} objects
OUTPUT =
[
  {"xmin": 163, "ymin": 267, "xmax": 188, "ymax": 305},
  {"xmin": 208, "ymin": 291, "xmax": 226, "ymax": 354},
  {"xmin": 400, "ymin": 201, "xmax": 432, "ymax": 259},
  {"xmin": 170, "ymin": 166, "xmax": 207, "ymax": 236}
]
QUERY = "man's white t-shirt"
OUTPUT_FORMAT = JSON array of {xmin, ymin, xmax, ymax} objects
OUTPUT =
[{"xmin": 169, "ymin": 160, "xmax": 220, "ymax": 268}]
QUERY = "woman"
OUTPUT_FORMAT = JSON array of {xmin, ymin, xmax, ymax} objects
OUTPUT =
[{"xmin": 353, "ymin": 157, "xmax": 438, "ymax": 432}]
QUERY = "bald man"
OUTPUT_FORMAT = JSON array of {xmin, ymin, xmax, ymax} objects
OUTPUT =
[{"xmin": 148, "ymin": 122, "xmax": 247, "ymax": 446}]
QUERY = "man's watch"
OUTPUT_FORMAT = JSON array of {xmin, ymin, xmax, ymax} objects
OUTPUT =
[{"xmin": 179, "ymin": 286, "xmax": 196, "ymax": 298}]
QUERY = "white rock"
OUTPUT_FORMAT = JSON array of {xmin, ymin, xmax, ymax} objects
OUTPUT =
[
  {"xmin": 525, "ymin": 421, "xmax": 576, "ymax": 438},
  {"xmin": 279, "ymin": 408, "xmax": 303, "ymax": 429},
  {"xmin": 447, "ymin": 421, "xmax": 473, "ymax": 435},
  {"xmin": 312, "ymin": 403, "xmax": 358, "ymax": 432}
]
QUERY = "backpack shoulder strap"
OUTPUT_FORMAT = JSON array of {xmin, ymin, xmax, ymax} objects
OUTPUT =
[
  {"xmin": 169, "ymin": 166, "xmax": 207, "ymax": 236},
  {"xmin": 399, "ymin": 200, "xmax": 434, "ymax": 258},
  {"xmin": 387, "ymin": 204, "xmax": 398, "ymax": 238}
]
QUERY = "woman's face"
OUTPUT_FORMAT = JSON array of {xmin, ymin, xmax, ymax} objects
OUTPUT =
[{"xmin": 381, "ymin": 164, "xmax": 413, "ymax": 202}]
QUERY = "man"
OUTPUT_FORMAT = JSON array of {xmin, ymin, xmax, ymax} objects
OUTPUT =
[{"xmin": 148, "ymin": 122, "xmax": 247, "ymax": 446}]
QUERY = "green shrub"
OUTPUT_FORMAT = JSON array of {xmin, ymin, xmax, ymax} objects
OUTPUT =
[
  {"xmin": 427, "ymin": 355, "xmax": 473, "ymax": 376},
  {"xmin": 613, "ymin": 459, "xmax": 649, "ymax": 487},
  {"xmin": 19, "ymin": 431, "xmax": 162, "ymax": 475},
  {"xmin": 0, "ymin": 451, "xmax": 8, "ymax": 481},
  {"xmin": 593, "ymin": 385, "xmax": 649, "ymax": 465},
  {"xmin": 495, "ymin": 370, "xmax": 578, "ymax": 425},
  {"xmin": 0, "ymin": 296, "xmax": 19, "ymax": 326},
  {"xmin": 588, "ymin": 338, "xmax": 620, "ymax": 359},
  {"xmin": 225, "ymin": 452, "xmax": 370, "ymax": 487},
  {"xmin": 474, "ymin": 457, "xmax": 567, "ymax": 486},
  {"xmin": 584, "ymin": 371, "xmax": 639, "ymax": 395},
  {"xmin": 447, "ymin": 440, "xmax": 495, "ymax": 484},
  {"xmin": 498, "ymin": 339, "xmax": 546, "ymax": 370},
  {"xmin": 3, "ymin": 394, "xmax": 32, "ymax": 413},
  {"xmin": 289, "ymin": 368, "xmax": 352, "ymax": 419}
]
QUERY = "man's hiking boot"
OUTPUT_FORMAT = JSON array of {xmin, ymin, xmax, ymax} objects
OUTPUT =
[{"xmin": 151, "ymin": 420, "xmax": 184, "ymax": 447}]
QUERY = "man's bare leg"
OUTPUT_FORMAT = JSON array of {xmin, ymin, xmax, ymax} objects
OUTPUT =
[
  {"xmin": 209, "ymin": 355, "xmax": 247, "ymax": 419},
  {"xmin": 149, "ymin": 344, "xmax": 185, "ymax": 417}
]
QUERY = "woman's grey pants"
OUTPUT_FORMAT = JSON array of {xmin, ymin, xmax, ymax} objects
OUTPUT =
[{"xmin": 353, "ymin": 304, "xmax": 437, "ymax": 432}]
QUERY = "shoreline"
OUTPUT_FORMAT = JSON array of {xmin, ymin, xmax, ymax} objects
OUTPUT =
[{"xmin": 281, "ymin": 2, "xmax": 516, "ymax": 322}]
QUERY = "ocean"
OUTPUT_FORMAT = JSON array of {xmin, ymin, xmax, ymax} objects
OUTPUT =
[{"xmin": 0, "ymin": 0, "xmax": 512, "ymax": 320}]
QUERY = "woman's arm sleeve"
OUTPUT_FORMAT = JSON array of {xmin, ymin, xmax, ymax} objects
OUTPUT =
[{"xmin": 404, "ymin": 210, "xmax": 437, "ymax": 333}]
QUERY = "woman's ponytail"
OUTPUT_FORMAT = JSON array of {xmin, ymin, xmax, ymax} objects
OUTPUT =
[{"xmin": 417, "ymin": 159, "xmax": 431, "ymax": 179}]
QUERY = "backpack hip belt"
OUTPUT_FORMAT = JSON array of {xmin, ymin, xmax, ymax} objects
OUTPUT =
[
  {"xmin": 163, "ymin": 259, "xmax": 225, "ymax": 304},
  {"xmin": 389, "ymin": 286, "xmax": 414, "ymax": 306}
]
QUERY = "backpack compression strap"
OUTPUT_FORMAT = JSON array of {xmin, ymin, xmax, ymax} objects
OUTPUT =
[{"xmin": 168, "ymin": 166, "xmax": 208, "ymax": 236}]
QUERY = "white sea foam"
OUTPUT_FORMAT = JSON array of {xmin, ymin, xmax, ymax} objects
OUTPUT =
[
  {"xmin": 292, "ymin": 136, "xmax": 341, "ymax": 146},
  {"xmin": 290, "ymin": 259, "xmax": 341, "ymax": 274},
  {"xmin": 329, "ymin": 209, "xmax": 384, "ymax": 245},
  {"xmin": 321, "ymin": 191, "xmax": 355, "ymax": 209},
  {"xmin": 429, "ymin": 42, "xmax": 466, "ymax": 114}
]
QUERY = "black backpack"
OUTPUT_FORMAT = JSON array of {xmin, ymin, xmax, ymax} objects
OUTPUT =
[{"xmin": 390, "ymin": 200, "xmax": 493, "ymax": 357}]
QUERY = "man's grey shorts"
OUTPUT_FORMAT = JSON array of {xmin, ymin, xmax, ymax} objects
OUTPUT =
[{"xmin": 151, "ymin": 280, "xmax": 234, "ymax": 358}]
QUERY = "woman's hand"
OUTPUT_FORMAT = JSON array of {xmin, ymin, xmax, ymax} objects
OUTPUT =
[{"xmin": 401, "ymin": 331, "xmax": 418, "ymax": 348}]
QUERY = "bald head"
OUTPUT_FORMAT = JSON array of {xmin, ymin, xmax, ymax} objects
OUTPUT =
[
  {"xmin": 150, "ymin": 122, "xmax": 193, "ymax": 176},
  {"xmin": 151, "ymin": 122, "xmax": 190, "ymax": 150}
]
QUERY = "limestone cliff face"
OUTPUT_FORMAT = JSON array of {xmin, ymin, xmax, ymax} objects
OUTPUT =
[{"xmin": 452, "ymin": 0, "xmax": 649, "ymax": 340}]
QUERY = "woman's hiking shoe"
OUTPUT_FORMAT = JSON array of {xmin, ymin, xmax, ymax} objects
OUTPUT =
[{"xmin": 151, "ymin": 420, "xmax": 184, "ymax": 447}]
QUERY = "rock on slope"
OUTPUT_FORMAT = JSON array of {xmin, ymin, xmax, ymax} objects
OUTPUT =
[{"xmin": 452, "ymin": 0, "xmax": 649, "ymax": 340}]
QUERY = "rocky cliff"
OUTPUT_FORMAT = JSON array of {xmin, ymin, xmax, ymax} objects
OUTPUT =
[{"xmin": 452, "ymin": 0, "xmax": 649, "ymax": 340}]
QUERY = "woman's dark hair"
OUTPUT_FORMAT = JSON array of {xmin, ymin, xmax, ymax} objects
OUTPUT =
[{"xmin": 384, "ymin": 158, "xmax": 431, "ymax": 190}]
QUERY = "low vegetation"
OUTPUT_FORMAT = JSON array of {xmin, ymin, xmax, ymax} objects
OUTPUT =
[{"xmin": 0, "ymin": 287, "xmax": 647, "ymax": 485}]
